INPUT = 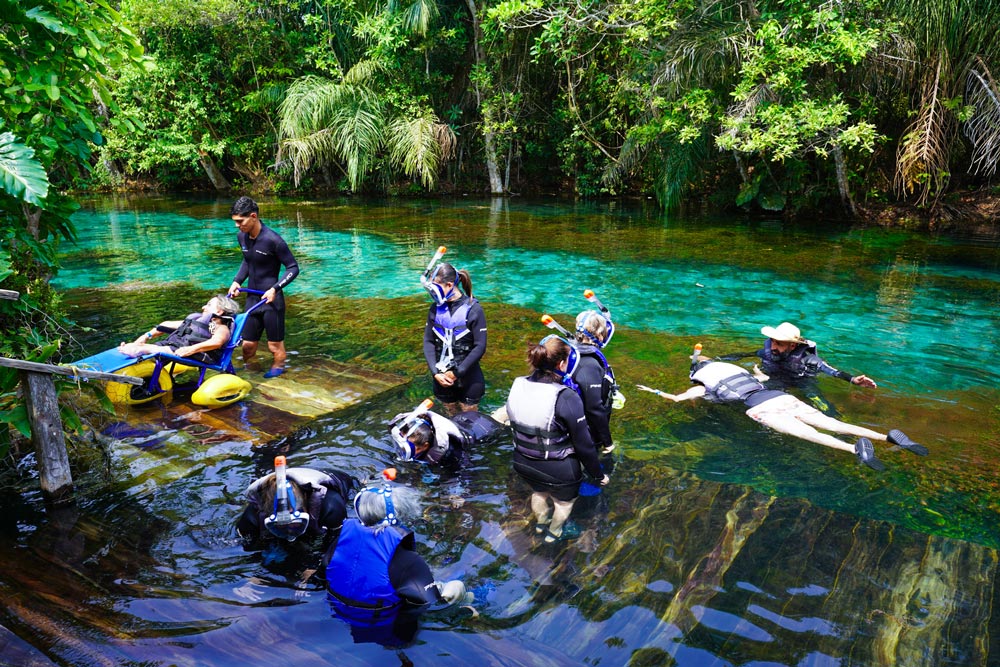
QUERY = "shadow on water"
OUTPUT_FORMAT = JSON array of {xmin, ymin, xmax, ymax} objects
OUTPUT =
[{"xmin": 1, "ymin": 196, "xmax": 997, "ymax": 665}]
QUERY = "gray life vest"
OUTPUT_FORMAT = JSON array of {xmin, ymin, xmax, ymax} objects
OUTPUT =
[
  {"xmin": 506, "ymin": 376, "xmax": 572, "ymax": 455},
  {"xmin": 690, "ymin": 362, "xmax": 766, "ymax": 403}
]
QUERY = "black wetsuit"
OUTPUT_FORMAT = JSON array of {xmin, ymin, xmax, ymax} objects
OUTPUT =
[
  {"xmin": 233, "ymin": 224, "xmax": 299, "ymax": 342},
  {"xmin": 574, "ymin": 346, "xmax": 614, "ymax": 449},
  {"xmin": 422, "ymin": 295, "xmax": 487, "ymax": 405},
  {"xmin": 509, "ymin": 373, "xmax": 603, "ymax": 502}
]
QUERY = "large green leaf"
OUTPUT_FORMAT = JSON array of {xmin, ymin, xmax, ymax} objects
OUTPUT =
[{"xmin": 0, "ymin": 132, "xmax": 50, "ymax": 205}]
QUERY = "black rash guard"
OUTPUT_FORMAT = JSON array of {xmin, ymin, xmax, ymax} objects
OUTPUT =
[
  {"xmin": 422, "ymin": 296, "xmax": 488, "ymax": 378},
  {"xmin": 574, "ymin": 351, "xmax": 613, "ymax": 448},
  {"xmin": 233, "ymin": 224, "xmax": 300, "ymax": 310}
]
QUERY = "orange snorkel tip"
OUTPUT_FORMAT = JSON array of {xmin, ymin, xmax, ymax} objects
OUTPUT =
[
  {"xmin": 541, "ymin": 314, "xmax": 554, "ymax": 326},
  {"xmin": 274, "ymin": 455, "xmax": 286, "ymax": 468},
  {"xmin": 583, "ymin": 289, "xmax": 595, "ymax": 299}
]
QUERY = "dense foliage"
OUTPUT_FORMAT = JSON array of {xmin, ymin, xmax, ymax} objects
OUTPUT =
[{"xmin": 86, "ymin": 0, "xmax": 1000, "ymax": 217}]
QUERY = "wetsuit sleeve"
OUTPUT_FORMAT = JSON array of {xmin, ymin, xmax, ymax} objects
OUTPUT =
[
  {"xmin": 389, "ymin": 547, "xmax": 441, "ymax": 608},
  {"xmin": 423, "ymin": 305, "xmax": 439, "ymax": 372},
  {"xmin": 454, "ymin": 302, "xmax": 487, "ymax": 377},
  {"xmin": 233, "ymin": 260, "xmax": 249, "ymax": 285},
  {"xmin": 810, "ymin": 353, "xmax": 853, "ymax": 382},
  {"xmin": 575, "ymin": 357, "xmax": 612, "ymax": 447},
  {"xmin": 272, "ymin": 236, "xmax": 299, "ymax": 291},
  {"xmin": 556, "ymin": 390, "xmax": 603, "ymax": 479}
]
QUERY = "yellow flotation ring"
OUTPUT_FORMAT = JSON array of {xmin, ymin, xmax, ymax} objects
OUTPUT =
[
  {"xmin": 192, "ymin": 373, "xmax": 251, "ymax": 407},
  {"xmin": 105, "ymin": 359, "xmax": 174, "ymax": 405}
]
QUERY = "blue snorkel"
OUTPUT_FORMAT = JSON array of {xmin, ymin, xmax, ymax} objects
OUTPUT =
[{"xmin": 539, "ymin": 315, "xmax": 581, "ymax": 394}]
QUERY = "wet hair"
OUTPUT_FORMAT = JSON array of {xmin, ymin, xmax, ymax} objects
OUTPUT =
[
  {"xmin": 212, "ymin": 295, "xmax": 240, "ymax": 318},
  {"xmin": 433, "ymin": 262, "xmax": 473, "ymax": 297},
  {"xmin": 256, "ymin": 475, "xmax": 307, "ymax": 519},
  {"xmin": 230, "ymin": 196, "xmax": 259, "ymax": 217},
  {"xmin": 407, "ymin": 420, "xmax": 434, "ymax": 454},
  {"xmin": 527, "ymin": 336, "xmax": 570, "ymax": 376},
  {"xmin": 354, "ymin": 483, "xmax": 421, "ymax": 531},
  {"xmin": 574, "ymin": 310, "xmax": 607, "ymax": 345}
]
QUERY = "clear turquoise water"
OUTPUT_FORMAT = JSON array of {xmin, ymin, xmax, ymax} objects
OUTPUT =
[
  {"xmin": 58, "ymin": 197, "xmax": 1000, "ymax": 394},
  {"xmin": 2, "ymin": 195, "xmax": 994, "ymax": 666}
]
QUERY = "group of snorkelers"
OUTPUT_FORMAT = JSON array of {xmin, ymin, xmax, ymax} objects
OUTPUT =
[{"xmin": 235, "ymin": 245, "xmax": 927, "ymax": 645}]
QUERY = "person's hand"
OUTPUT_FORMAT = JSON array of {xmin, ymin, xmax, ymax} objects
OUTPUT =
[
  {"xmin": 227, "ymin": 281, "xmax": 242, "ymax": 298},
  {"xmin": 599, "ymin": 474, "xmax": 610, "ymax": 486},
  {"xmin": 437, "ymin": 580, "xmax": 469, "ymax": 605},
  {"xmin": 851, "ymin": 374, "xmax": 877, "ymax": 388},
  {"xmin": 262, "ymin": 287, "xmax": 277, "ymax": 303},
  {"xmin": 435, "ymin": 372, "xmax": 455, "ymax": 387},
  {"xmin": 173, "ymin": 345, "xmax": 193, "ymax": 357},
  {"xmin": 752, "ymin": 364, "xmax": 769, "ymax": 381},
  {"xmin": 233, "ymin": 580, "xmax": 265, "ymax": 602}
]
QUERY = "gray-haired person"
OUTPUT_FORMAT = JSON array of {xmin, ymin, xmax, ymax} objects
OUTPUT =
[{"xmin": 324, "ymin": 482, "xmax": 469, "ymax": 643}]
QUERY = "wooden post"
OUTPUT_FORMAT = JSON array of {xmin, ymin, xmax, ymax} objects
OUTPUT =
[{"xmin": 19, "ymin": 371, "xmax": 74, "ymax": 503}]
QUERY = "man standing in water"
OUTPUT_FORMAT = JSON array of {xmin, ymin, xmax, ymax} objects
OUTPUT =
[{"xmin": 228, "ymin": 196, "xmax": 300, "ymax": 378}]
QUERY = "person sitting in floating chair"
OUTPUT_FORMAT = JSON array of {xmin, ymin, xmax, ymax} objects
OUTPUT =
[
  {"xmin": 641, "ymin": 347, "xmax": 928, "ymax": 471},
  {"xmin": 118, "ymin": 295, "xmax": 240, "ymax": 363},
  {"xmin": 389, "ymin": 398, "xmax": 506, "ymax": 470}
]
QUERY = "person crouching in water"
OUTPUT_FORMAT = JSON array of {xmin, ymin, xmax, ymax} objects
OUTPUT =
[
  {"xmin": 422, "ymin": 262, "xmax": 488, "ymax": 416},
  {"xmin": 655, "ymin": 357, "xmax": 927, "ymax": 470},
  {"xmin": 237, "ymin": 456, "xmax": 356, "ymax": 548},
  {"xmin": 506, "ymin": 336, "xmax": 610, "ymax": 542},
  {"xmin": 390, "ymin": 399, "xmax": 506, "ymax": 471},
  {"xmin": 325, "ymin": 483, "xmax": 469, "ymax": 646}
]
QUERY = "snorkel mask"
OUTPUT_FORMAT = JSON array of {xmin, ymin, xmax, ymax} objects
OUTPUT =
[
  {"xmin": 354, "ymin": 485, "xmax": 399, "ymax": 527},
  {"xmin": 390, "ymin": 398, "xmax": 435, "ymax": 461},
  {"xmin": 538, "ymin": 316, "xmax": 580, "ymax": 389},
  {"xmin": 579, "ymin": 290, "xmax": 615, "ymax": 348},
  {"xmin": 263, "ymin": 456, "xmax": 310, "ymax": 541},
  {"xmin": 420, "ymin": 246, "xmax": 458, "ymax": 306}
]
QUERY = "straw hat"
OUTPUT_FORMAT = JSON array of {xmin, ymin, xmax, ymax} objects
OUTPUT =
[{"xmin": 760, "ymin": 322, "xmax": 804, "ymax": 343}]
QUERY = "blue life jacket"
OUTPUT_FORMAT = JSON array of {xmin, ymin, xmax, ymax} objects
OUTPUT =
[
  {"xmin": 432, "ymin": 297, "xmax": 477, "ymax": 370},
  {"xmin": 326, "ymin": 519, "xmax": 407, "ymax": 627}
]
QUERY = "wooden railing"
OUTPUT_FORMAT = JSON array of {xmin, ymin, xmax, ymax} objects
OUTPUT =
[{"xmin": 0, "ymin": 289, "xmax": 142, "ymax": 502}]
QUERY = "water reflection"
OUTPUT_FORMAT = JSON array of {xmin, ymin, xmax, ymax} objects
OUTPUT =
[{"xmin": 2, "ymin": 197, "xmax": 998, "ymax": 665}]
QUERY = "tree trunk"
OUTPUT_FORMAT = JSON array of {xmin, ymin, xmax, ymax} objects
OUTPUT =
[
  {"xmin": 832, "ymin": 145, "xmax": 857, "ymax": 218},
  {"xmin": 198, "ymin": 151, "xmax": 232, "ymax": 192},
  {"xmin": 464, "ymin": 0, "xmax": 504, "ymax": 194}
]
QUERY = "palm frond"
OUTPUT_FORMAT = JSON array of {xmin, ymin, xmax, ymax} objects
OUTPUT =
[
  {"xmin": 964, "ymin": 62, "xmax": 1000, "ymax": 176},
  {"xmin": 385, "ymin": 111, "xmax": 444, "ymax": 188},
  {"xmin": 894, "ymin": 59, "xmax": 953, "ymax": 205}
]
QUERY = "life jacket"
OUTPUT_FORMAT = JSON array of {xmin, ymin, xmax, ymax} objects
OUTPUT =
[
  {"xmin": 164, "ymin": 312, "xmax": 215, "ymax": 349},
  {"xmin": 424, "ymin": 411, "xmax": 464, "ymax": 464},
  {"xmin": 575, "ymin": 344, "xmax": 618, "ymax": 410},
  {"xmin": 760, "ymin": 338, "xmax": 820, "ymax": 379},
  {"xmin": 246, "ymin": 468, "xmax": 345, "ymax": 538},
  {"xmin": 506, "ymin": 377, "xmax": 573, "ymax": 458},
  {"xmin": 690, "ymin": 362, "xmax": 766, "ymax": 403},
  {"xmin": 432, "ymin": 297, "xmax": 477, "ymax": 371},
  {"xmin": 326, "ymin": 519, "xmax": 407, "ymax": 627}
]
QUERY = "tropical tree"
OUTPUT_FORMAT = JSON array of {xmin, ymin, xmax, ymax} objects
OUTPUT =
[{"xmin": 0, "ymin": 0, "xmax": 149, "ymax": 452}]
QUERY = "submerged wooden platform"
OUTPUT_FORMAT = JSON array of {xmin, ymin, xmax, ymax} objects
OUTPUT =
[{"xmin": 102, "ymin": 355, "xmax": 407, "ymax": 448}]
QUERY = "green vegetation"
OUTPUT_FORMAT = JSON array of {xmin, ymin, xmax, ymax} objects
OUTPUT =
[{"xmin": 2, "ymin": 0, "xmax": 1000, "ymax": 453}]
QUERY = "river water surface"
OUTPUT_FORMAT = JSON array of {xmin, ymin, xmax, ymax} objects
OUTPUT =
[{"xmin": 1, "ymin": 195, "xmax": 998, "ymax": 666}]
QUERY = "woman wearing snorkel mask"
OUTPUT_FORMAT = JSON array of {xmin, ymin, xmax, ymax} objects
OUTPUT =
[
  {"xmin": 325, "ymin": 483, "xmax": 470, "ymax": 646},
  {"xmin": 506, "ymin": 336, "xmax": 610, "ymax": 543},
  {"xmin": 236, "ymin": 459, "xmax": 356, "ymax": 548},
  {"xmin": 573, "ymin": 309, "xmax": 622, "ymax": 456},
  {"xmin": 390, "ymin": 403, "xmax": 505, "ymax": 471},
  {"xmin": 422, "ymin": 262, "xmax": 488, "ymax": 416}
]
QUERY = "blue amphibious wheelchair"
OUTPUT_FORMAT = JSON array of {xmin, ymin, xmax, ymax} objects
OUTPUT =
[{"xmin": 70, "ymin": 290, "xmax": 267, "ymax": 407}]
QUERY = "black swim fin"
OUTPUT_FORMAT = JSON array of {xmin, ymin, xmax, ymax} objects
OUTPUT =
[
  {"xmin": 887, "ymin": 429, "xmax": 929, "ymax": 456},
  {"xmin": 855, "ymin": 437, "xmax": 886, "ymax": 471}
]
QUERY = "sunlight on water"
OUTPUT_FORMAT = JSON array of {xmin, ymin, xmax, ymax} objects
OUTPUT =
[{"xmin": 3, "ymin": 195, "xmax": 991, "ymax": 667}]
